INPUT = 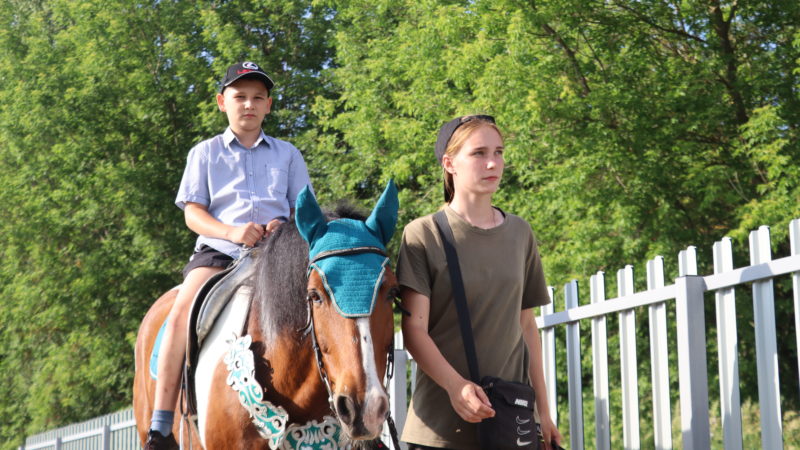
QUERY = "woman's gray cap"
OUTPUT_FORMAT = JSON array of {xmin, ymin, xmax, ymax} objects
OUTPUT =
[{"xmin": 434, "ymin": 115, "xmax": 495, "ymax": 163}]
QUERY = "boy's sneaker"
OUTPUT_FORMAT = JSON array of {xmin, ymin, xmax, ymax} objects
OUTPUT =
[{"xmin": 144, "ymin": 429, "xmax": 178, "ymax": 450}]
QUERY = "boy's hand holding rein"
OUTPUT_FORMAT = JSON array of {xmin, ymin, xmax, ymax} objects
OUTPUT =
[
  {"xmin": 225, "ymin": 218, "xmax": 286, "ymax": 247},
  {"xmin": 225, "ymin": 222, "xmax": 265, "ymax": 248}
]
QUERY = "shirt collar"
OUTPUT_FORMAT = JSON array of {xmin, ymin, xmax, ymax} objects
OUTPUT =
[{"xmin": 222, "ymin": 127, "xmax": 271, "ymax": 150}]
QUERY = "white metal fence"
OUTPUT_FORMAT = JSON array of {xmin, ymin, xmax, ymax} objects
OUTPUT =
[
  {"xmin": 22, "ymin": 219, "xmax": 800, "ymax": 450},
  {"xmin": 532, "ymin": 219, "xmax": 800, "ymax": 450},
  {"xmin": 20, "ymin": 408, "xmax": 139, "ymax": 450}
]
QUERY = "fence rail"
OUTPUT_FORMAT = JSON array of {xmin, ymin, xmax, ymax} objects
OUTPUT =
[
  {"xmin": 20, "ymin": 409, "xmax": 139, "ymax": 450},
  {"xmin": 22, "ymin": 219, "xmax": 800, "ymax": 450},
  {"xmin": 534, "ymin": 219, "xmax": 800, "ymax": 450}
]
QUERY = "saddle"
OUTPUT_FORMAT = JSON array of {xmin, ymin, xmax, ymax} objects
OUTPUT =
[{"xmin": 184, "ymin": 248, "xmax": 259, "ymax": 415}]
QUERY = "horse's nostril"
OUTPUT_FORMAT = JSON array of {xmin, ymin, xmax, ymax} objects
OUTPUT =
[
  {"xmin": 376, "ymin": 395, "xmax": 389, "ymax": 419},
  {"xmin": 335, "ymin": 395, "xmax": 355, "ymax": 425}
]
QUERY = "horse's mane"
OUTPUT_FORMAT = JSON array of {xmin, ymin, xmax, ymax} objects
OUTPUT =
[{"xmin": 253, "ymin": 204, "xmax": 367, "ymax": 338}]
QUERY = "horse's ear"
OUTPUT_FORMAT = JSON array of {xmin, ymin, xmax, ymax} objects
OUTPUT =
[
  {"xmin": 295, "ymin": 185, "xmax": 328, "ymax": 245},
  {"xmin": 365, "ymin": 180, "xmax": 399, "ymax": 246}
]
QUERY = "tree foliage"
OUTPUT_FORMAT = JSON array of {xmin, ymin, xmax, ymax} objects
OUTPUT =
[
  {"xmin": 315, "ymin": 0, "xmax": 800, "ymax": 279},
  {"xmin": 0, "ymin": 0, "xmax": 334, "ymax": 447},
  {"xmin": 310, "ymin": 0, "xmax": 800, "ymax": 445},
  {"xmin": 1, "ymin": 0, "xmax": 799, "ymax": 448}
]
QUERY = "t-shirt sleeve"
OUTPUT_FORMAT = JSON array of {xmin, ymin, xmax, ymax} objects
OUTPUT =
[
  {"xmin": 396, "ymin": 220, "xmax": 433, "ymax": 298},
  {"xmin": 523, "ymin": 227, "xmax": 551, "ymax": 308},
  {"xmin": 175, "ymin": 143, "xmax": 210, "ymax": 210},
  {"xmin": 286, "ymin": 145, "xmax": 313, "ymax": 208}
]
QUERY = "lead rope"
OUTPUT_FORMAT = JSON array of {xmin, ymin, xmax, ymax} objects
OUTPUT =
[
  {"xmin": 383, "ymin": 342, "xmax": 402, "ymax": 450},
  {"xmin": 385, "ymin": 297, "xmax": 411, "ymax": 449}
]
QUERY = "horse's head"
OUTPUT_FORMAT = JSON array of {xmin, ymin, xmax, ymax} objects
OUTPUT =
[{"xmin": 296, "ymin": 181, "xmax": 399, "ymax": 440}]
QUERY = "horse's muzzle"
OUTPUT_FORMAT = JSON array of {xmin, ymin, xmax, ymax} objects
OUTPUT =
[{"xmin": 334, "ymin": 389, "xmax": 389, "ymax": 439}]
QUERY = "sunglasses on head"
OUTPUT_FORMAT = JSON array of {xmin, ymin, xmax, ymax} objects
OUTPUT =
[{"xmin": 459, "ymin": 114, "xmax": 495, "ymax": 124}]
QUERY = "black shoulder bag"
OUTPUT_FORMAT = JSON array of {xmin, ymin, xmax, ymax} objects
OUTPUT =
[{"xmin": 433, "ymin": 210, "xmax": 542, "ymax": 450}]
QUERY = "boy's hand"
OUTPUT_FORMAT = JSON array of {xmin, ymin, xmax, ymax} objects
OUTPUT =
[
  {"xmin": 226, "ymin": 222, "xmax": 265, "ymax": 247},
  {"xmin": 263, "ymin": 218, "xmax": 284, "ymax": 237}
]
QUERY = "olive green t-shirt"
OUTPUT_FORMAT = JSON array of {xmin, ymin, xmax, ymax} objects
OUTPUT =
[{"xmin": 397, "ymin": 205, "xmax": 550, "ymax": 449}]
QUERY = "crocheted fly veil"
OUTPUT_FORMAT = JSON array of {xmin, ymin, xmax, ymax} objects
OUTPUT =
[{"xmin": 296, "ymin": 181, "xmax": 399, "ymax": 317}]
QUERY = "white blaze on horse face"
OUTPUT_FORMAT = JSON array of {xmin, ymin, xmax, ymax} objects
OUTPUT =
[{"xmin": 356, "ymin": 317, "xmax": 389, "ymax": 435}]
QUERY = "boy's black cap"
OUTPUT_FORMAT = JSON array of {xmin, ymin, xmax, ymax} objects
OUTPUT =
[
  {"xmin": 220, "ymin": 61, "xmax": 274, "ymax": 93},
  {"xmin": 434, "ymin": 114, "xmax": 495, "ymax": 163}
]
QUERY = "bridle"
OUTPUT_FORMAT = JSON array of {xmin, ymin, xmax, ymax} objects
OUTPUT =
[{"xmin": 299, "ymin": 245, "xmax": 403, "ymax": 447}]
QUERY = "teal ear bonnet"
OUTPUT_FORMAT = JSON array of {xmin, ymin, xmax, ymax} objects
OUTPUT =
[{"xmin": 296, "ymin": 181, "xmax": 399, "ymax": 318}]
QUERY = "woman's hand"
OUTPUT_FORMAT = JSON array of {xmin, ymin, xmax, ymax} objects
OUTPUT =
[
  {"xmin": 538, "ymin": 415, "xmax": 562, "ymax": 450},
  {"xmin": 446, "ymin": 378, "xmax": 495, "ymax": 423}
]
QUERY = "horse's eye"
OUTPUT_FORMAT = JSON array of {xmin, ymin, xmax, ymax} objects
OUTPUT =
[{"xmin": 307, "ymin": 290, "xmax": 323, "ymax": 303}]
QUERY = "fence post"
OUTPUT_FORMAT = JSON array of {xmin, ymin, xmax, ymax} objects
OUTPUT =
[
  {"xmin": 543, "ymin": 287, "xmax": 557, "ymax": 425},
  {"xmin": 565, "ymin": 280, "xmax": 584, "ymax": 449},
  {"xmin": 679, "ymin": 246, "xmax": 698, "ymax": 277},
  {"xmin": 617, "ymin": 265, "xmax": 639, "ymax": 449},
  {"xmin": 790, "ymin": 219, "xmax": 800, "ymax": 405},
  {"xmin": 101, "ymin": 424, "xmax": 110, "ymax": 450},
  {"xmin": 713, "ymin": 237, "xmax": 743, "ymax": 450},
  {"xmin": 675, "ymin": 274, "xmax": 710, "ymax": 450},
  {"xmin": 749, "ymin": 226, "xmax": 783, "ymax": 449},
  {"xmin": 646, "ymin": 256, "xmax": 671, "ymax": 450},
  {"xmin": 388, "ymin": 332, "xmax": 408, "ymax": 450},
  {"xmin": 590, "ymin": 271, "xmax": 610, "ymax": 450}
]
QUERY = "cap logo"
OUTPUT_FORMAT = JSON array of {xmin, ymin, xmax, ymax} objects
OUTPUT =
[{"xmin": 242, "ymin": 61, "xmax": 259, "ymax": 70}]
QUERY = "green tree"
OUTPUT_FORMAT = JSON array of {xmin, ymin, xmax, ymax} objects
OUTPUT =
[
  {"xmin": 0, "ymin": 0, "xmax": 334, "ymax": 447},
  {"xmin": 2, "ymin": 0, "xmax": 799, "ymax": 447},
  {"xmin": 310, "ymin": 0, "xmax": 800, "ymax": 445}
]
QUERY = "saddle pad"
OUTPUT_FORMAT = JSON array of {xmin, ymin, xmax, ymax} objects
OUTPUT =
[{"xmin": 149, "ymin": 320, "xmax": 168, "ymax": 380}]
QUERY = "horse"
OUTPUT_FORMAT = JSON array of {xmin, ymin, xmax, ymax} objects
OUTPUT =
[{"xmin": 133, "ymin": 181, "xmax": 401, "ymax": 449}]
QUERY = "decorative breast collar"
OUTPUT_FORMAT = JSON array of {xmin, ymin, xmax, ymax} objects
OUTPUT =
[{"xmin": 225, "ymin": 335, "xmax": 347, "ymax": 449}]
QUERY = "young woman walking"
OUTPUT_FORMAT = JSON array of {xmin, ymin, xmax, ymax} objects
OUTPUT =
[{"xmin": 398, "ymin": 115, "xmax": 562, "ymax": 449}]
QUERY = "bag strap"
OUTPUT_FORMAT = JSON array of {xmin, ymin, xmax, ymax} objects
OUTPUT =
[{"xmin": 433, "ymin": 210, "xmax": 481, "ymax": 383}]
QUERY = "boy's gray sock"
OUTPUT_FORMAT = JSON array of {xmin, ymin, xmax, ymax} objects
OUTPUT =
[{"xmin": 149, "ymin": 409, "xmax": 174, "ymax": 436}]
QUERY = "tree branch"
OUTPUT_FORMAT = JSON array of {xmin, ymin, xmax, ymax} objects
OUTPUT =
[
  {"xmin": 708, "ymin": 0, "xmax": 748, "ymax": 125},
  {"xmin": 612, "ymin": 0, "xmax": 707, "ymax": 44},
  {"xmin": 527, "ymin": 0, "xmax": 590, "ymax": 97},
  {"xmin": 541, "ymin": 22, "xmax": 591, "ymax": 97}
]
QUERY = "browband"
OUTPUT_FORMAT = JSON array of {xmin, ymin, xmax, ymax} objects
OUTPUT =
[{"xmin": 309, "ymin": 246, "xmax": 387, "ymax": 265}]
